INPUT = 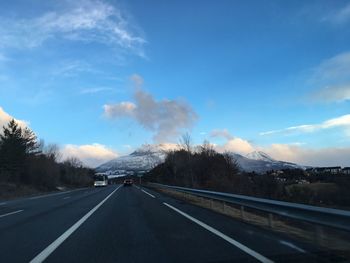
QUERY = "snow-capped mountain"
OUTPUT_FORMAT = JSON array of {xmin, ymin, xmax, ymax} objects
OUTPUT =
[
  {"xmin": 246, "ymin": 151, "xmax": 276, "ymax": 162},
  {"xmin": 96, "ymin": 145, "xmax": 305, "ymax": 174},
  {"xmin": 230, "ymin": 152, "xmax": 304, "ymax": 173},
  {"xmin": 96, "ymin": 144, "xmax": 176, "ymax": 173}
]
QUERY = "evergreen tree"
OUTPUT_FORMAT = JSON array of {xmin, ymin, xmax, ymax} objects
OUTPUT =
[{"xmin": 0, "ymin": 119, "xmax": 39, "ymax": 182}]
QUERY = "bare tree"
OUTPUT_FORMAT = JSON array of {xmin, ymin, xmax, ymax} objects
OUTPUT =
[
  {"xmin": 223, "ymin": 151, "xmax": 239, "ymax": 174},
  {"xmin": 64, "ymin": 157, "xmax": 83, "ymax": 168},
  {"xmin": 37, "ymin": 139, "xmax": 45, "ymax": 153},
  {"xmin": 178, "ymin": 132, "xmax": 195, "ymax": 186},
  {"xmin": 178, "ymin": 132, "xmax": 192, "ymax": 153},
  {"xmin": 199, "ymin": 140, "xmax": 216, "ymax": 157},
  {"xmin": 44, "ymin": 144, "xmax": 62, "ymax": 162}
]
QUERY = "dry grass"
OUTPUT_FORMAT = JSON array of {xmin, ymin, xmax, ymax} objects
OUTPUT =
[
  {"xmin": 150, "ymin": 186, "xmax": 350, "ymax": 260},
  {"xmin": 0, "ymin": 182, "xmax": 46, "ymax": 201}
]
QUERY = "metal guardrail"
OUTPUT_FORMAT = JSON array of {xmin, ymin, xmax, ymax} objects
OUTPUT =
[{"xmin": 148, "ymin": 183, "xmax": 350, "ymax": 232}]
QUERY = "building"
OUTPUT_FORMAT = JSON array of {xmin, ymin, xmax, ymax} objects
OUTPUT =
[
  {"xmin": 312, "ymin": 167, "xmax": 342, "ymax": 174},
  {"xmin": 342, "ymin": 167, "xmax": 350, "ymax": 175},
  {"xmin": 313, "ymin": 167, "xmax": 326, "ymax": 173},
  {"xmin": 326, "ymin": 167, "xmax": 342, "ymax": 174}
]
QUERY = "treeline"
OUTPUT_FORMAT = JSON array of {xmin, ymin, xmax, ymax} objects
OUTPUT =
[
  {"xmin": 0, "ymin": 119, "xmax": 93, "ymax": 190},
  {"xmin": 145, "ymin": 140, "xmax": 283, "ymax": 199},
  {"xmin": 145, "ymin": 136, "xmax": 350, "ymax": 208}
]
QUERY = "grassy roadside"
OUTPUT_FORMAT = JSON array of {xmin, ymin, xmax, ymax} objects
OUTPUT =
[
  {"xmin": 0, "ymin": 183, "xmax": 44, "ymax": 201},
  {"xmin": 147, "ymin": 184, "xmax": 350, "ymax": 261},
  {"xmin": 0, "ymin": 182, "xmax": 85, "ymax": 201}
]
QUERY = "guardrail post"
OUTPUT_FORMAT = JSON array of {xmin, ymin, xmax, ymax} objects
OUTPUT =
[
  {"xmin": 268, "ymin": 213, "xmax": 274, "ymax": 228},
  {"xmin": 210, "ymin": 199, "xmax": 213, "ymax": 209},
  {"xmin": 240, "ymin": 206, "xmax": 245, "ymax": 220},
  {"xmin": 223, "ymin": 202, "xmax": 226, "ymax": 213}
]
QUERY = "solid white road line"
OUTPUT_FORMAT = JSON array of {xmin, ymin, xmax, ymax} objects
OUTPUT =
[
  {"xmin": 29, "ymin": 191, "xmax": 72, "ymax": 200},
  {"xmin": 27, "ymin": 187, "xmax": 91, "ymax": 201},
  {"xmin": 62, "ymin": 196, "xmax": 71, "ymax": 200},
  {"xmin": 163, "ymin": 202, "xmax": 274, "ymax": 263},
  {"xmin": 30, "ymin": 185, "xmax": 121, "ymax": 263},
  {"xmin": 141, "ymin": 189, "xmax": 155, "ymax": 198},
  {"xmin": 279, "ymin": 240, "xmax": 306, "ymax": 253},
  {"xmin": 0, "ymin": 210, "xmax": 24, "ymax": 218}
]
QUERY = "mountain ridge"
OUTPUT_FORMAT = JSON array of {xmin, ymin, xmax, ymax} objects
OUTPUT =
[{"xmin": 96, "ymin": 144, "xmax": 305, "ymax": 174}]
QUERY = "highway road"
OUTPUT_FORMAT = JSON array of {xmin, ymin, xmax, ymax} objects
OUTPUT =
[{"xmin": 0, "ymin": 184, "xmax": 338, "ymax": 263}]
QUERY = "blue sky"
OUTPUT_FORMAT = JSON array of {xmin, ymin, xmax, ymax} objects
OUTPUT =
[{"xmin": 1, "ymin": 0, "xmax": 350, "ymax": 167}]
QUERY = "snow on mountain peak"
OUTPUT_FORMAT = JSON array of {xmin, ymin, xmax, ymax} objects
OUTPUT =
[
  {"xmin": 96, "ymin": 145, "xmax": 305, "ymax": 174},
  {"xmin": 131, "ymin": 143, "xmax": 179, "ymax": 155},
  {"xmin": 96, "ymin": 143, "xmax": 179, "ymax": 172},
  {"xmin": 246, "ymin": 151, "xmax": 275, "ymax": 162}
]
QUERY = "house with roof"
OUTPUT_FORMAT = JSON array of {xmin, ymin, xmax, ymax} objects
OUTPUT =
[
  {"xmin": 342, "ymin": 167, "xmax": 350, "ymax": 175},
  {"xmin": 312, "ymin": 167, "xmax": 342, "ymax": 174}
]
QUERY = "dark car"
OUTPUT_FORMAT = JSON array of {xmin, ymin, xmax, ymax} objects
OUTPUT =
[{"xmin": 123, "ymin": 179, "xmax": 133, "ymax": 186}]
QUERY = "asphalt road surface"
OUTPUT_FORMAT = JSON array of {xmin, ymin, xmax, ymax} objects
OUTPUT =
[{"xmin": 0, "ymin": 185, "xmax": 339, "ymax": 263}]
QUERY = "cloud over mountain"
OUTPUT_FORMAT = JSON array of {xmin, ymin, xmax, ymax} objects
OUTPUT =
[
  {"xmin": 104, "ymin": 75, "xmax": 198, "ymax": 142},
  {"xmin": 210, "ymin": 129, "xmax": 254, "ymax": 155},
  {"xmin": 61, "ymin": 143, "xmax": 118, "ymax": 168}
]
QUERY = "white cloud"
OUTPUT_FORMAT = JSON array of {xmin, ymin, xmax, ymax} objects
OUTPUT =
[
  {"xmin": 52, "ymin": 60, "xmax": 99, "ymax": 77},
  {"xmin": 104, "ymin": 102, "xmax": 136, "ymax": 117},
  {"xmin": 153, "ymin": 136, "xmax": 350, "ymax": 167},
  {"xmin": 309, "ymin": 52, "xmax": 350, "ymax": 103},
  {"xmin": 80, "ymin": 87, "xmax": 113, "ymax": 94},
  {"xmin": 210, "ymin": 129, "xmax": 254, "ymax": 155},
  {"xmin": 0, "ymin": 106, "xmax": 117, "ymax": 168},
  {"xmin": 158, "ymin": 143, "xmax": 180, "ymax": 151},
  {"xmin": 260, "ymin": 114, "xmax": 350, "ymax": 136},
  {"xmin": 207, "ymin": 128, "xmax": 350, "ymax": 166},
  {"xmin": 0, "ymin": 106, "xmax": 28, "ymax": 129},
  {"xmin": 103, "ymin": 75, "xmax": 198, "ymax": 142},
  {"xmin": 311, "ymin": 52, "xmax": 350, "ymax": 82},
  {"xmin": 215, "ymin": 137, "xmax": 255, "ymax": 155},
  {"xmin": 0, "ymin": 0, "xmax": 145, "ymax": 55},
  {"xmin": 323, "ymin": 3, "xmax": 350, "ymax": 24},
  {"xmin": 210, "ymin": 129, "xmax": 233, "ymax": 140},
  {"xmin": 61, "ymin": 143, "xmax": 118, "ymax": 168},
  {"xmin": 130, "ymin": 74, "xmax": 144, "ymax": 86},
  {"xmin": 146, "ymin": 143, "xmax": 179, "ymax": 152},
  {"xmin": 262, "ymin": 144, "xmax": 350, "ymax": 167},
  {"xmin": 311, "ymin": 84, "xmax": 350, "ymax": 103}
]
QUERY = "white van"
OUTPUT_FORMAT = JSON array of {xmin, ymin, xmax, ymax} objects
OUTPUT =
[{"xmin": 94, "ymin": 174, "xmax": 108, "ymax": 187}]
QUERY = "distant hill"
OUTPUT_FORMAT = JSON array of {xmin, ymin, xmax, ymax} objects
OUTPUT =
[
  {"xmin": 228, "ymin": 152, "xmax": 304, "ymax": 173},
  {"xmin": 95, "ymin": 144, "xmax": 174, "ymax": 173},
  {"xmin": 96, "ymin": 145, "xmax": 306, "ymax": 174}
]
